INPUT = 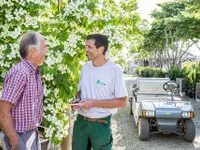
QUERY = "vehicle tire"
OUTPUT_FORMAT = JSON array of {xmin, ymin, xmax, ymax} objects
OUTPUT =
[
  {"xmin": 129, "ymin": 97, "xmax": 133, "ymax": 115},
  {"xmin": 138, "ymin": 118, "xmax": 150, "ymax": 140},
  {"xmin": 183, "ymin": 119, "xmax": 196, "ymax": 142}
]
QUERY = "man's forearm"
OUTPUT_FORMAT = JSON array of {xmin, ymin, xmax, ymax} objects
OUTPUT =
[
  {"xmin": 92, "ymin": 97, "xmax": 127, "ymax": 108},
  {"xmin": 73, "ymin": 96, "xmax": 127, "ymax": 110},
  {"xmin": 0, "ymin": 103, "xmax": 19, "ymax": 144}
]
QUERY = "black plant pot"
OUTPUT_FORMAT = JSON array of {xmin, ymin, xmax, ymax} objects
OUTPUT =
[
  {"xmin": 38, "ymin": 126, "xmax": 50, "ymax": 150},
  {"xmin": 40, "ymin": 139, "xmax": 50, "ymax": 150},
  {"xmin": 188, "ymin": 90, "xmax": 192, "ymax": 98},
  {"xmin": 184, "ymin": 84, "xmax": 189, "ymax": 96},
  {"xmin": 185, "ymin": 89, "xmax": 189, "ymax": 96},
  {"xmin": 191, "ymin": 92, "xmax": 195, "ymax": 99}
]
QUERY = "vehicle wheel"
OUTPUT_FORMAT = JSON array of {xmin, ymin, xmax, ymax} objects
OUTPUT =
[
  {"xmin": 183, "ymin": 119, "xmax": 196, "ymax": 142},
  {"xmin": 138, "ymin": 118, "xmax": 150, "ymax": 140},
  {"xmin": 129, "ymin": 97, "xmax": 133, "ymax": 115}
]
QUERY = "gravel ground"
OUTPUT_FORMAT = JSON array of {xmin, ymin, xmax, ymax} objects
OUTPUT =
[{"xmin": 111, "ymin": 75, "xmax": 200, "ymax": 150}]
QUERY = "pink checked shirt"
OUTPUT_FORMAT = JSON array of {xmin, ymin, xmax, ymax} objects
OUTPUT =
[{"xmin": 1, "ymin": 59, "xmax": 44, "ymax": 133}]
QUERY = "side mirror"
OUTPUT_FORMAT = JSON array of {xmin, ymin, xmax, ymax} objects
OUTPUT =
[
  {"xmin": 131, "ymin": 84, "xmax": 139, "ymax": 97},
  {"xmin": 132, "ymin": 84, "xmax": 137, "ymax": 88}
]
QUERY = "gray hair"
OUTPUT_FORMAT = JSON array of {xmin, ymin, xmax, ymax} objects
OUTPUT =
[{"xmin": 19, "ymin": 31, "xmax": 43, "ymax": 58}]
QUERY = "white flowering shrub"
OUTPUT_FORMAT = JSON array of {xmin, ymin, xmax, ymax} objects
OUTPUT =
[{"xmin": 0, "ymin": 0, "xmax": 140, "ymax": 145}]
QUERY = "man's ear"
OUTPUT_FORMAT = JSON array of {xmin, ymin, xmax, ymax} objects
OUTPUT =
[
  {"xmin": 29, "ymin": 47, "xmax": 37, "ymax": 57},
  {"xmin": 98, "ymin": 46, "xmax": 105, "ymax": 55}
]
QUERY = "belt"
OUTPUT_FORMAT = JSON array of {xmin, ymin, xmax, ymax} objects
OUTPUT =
[
  {"xmin": 18, "ymin": 128, "xmax": 37, "ymax": 135},
  {"xmin": 79, "ymin": 114, "xmax": 111, "ymax": 124}
]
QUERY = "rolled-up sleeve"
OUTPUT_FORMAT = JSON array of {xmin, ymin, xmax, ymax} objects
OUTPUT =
[
  {"xmin": 1, "ymin": 71, "xmax": 26, "ymax": 106},
  {"xmin": 78, "ymin": 68, "xmax": 83, "ymax": 91},
  {"xmin": 114, "ymin": 66, "xmax": 127, "ymax": 98}
]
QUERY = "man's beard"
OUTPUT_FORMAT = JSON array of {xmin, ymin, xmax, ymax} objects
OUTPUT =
[
  {"xmin": 86, "ymin": 53, "xmax": 101, "ymax": 61},
  {"xmin": 86, "ymin": 54, "xmax": 91, "ymax": 61}
]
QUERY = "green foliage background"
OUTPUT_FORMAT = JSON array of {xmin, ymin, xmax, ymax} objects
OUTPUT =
[{"xmin": 0, "ymin": 0, "xmax": 142, "ymax": 145}]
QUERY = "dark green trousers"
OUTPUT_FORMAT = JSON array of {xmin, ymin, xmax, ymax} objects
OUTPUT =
[{"xmin": 72, "ymin": 114, "xmax": 112, "ymax": 150}]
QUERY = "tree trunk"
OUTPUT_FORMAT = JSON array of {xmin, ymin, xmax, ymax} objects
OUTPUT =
[
  {"xmin": 58, "ymin": 0, "xmax": 63, "ymax": 12},
  {"xmin": 61, "ymin": 108, "xmax": 72, "ymax": 150}
]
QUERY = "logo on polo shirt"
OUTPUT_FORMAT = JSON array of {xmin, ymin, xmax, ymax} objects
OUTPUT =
[{"xmin": 96, "ymin": 80, "xmax": 106, "ymax": 86}]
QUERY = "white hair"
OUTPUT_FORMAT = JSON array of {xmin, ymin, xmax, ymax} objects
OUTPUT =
[{"xmin": 19, "ymin": 31, "xmax": 44, "ymax": 58}]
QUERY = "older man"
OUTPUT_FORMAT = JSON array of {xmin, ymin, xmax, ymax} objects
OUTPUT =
[{"xmin": 0, "ymin": 31, "xmax": 48, "ymax": 150}]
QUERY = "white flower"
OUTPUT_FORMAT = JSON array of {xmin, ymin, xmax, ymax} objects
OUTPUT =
[
  {"xmin": 45, "ymin": 125, "xmax": 55, "ymax": 138},
  {"xmin": 1, "ymin": 45, "xmax": 8, "ymax": 51},
  {"xmin": 103, "ymin": 15, "xmax": 111, "ymax": 21},
  {"xmin": 5, "ymin": 13, "xmax": 14, "ymax": 21},
  {"xmin": 13, "ymin": 8, "xmax": 27, "ymax": 21},
  {"xmin": 46, "ymin": 52, "xmax": 63, "ymax": 66},
  {"xmin": 19, "ymin": 0, "xmax": 26, "ymax": 6},
  {"xmin": 45, "ymin": 35, "xmax": 60, "ymax": 48},
  {"xmin": 42, "ymin": 74, "xmax": 54, "ymax": 81},
  {"xmin": 43, "ymin": 85, "xmax": 51, "ymax": 97},
  {"xmin": 4, "ymin": 27, "xmax": 22, "ymax": 39},
  {"xmin": 54, "ymin": 88, "xmax": 59, "ymax": 96},
  {"xmin": 58, "ymin": 64, "xmax": 67, "ymax": 74},
  {"xmin": 24, "ymin": 15, "xmax": 39, "ymax": 28},
  {"xmin": 6, "ymin": 1, "xmax": 14, "ymax": 7}
]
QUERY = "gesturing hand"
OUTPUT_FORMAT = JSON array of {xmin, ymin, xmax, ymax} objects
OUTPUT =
[{"xmin": 73, "ymin": 100, "xmax": 95, "ymax": 110}]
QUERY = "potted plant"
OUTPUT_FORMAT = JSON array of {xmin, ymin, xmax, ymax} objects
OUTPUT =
[{"xmin": 168, "ymin": 66, "xmax": 183, "ymax": 81}]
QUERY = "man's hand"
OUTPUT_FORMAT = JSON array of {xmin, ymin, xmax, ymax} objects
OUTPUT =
[
  {"xmin": 69, "ymin": 98, "xmax": 80, "ymax": 104},
  {"xmin": 69, "ymin": 98, "xmax": 82, "ymax": 110},
  {"xmin": 71, "ymin": 96, "xmax": 127, "ymax": 110},
  {"xmin": 10, "ymin": 134, "xmax": 20, "ymax": 150},
  {"xmin": 0, "ymin": 101, "xmax": 21, "ymax": 150},
  {"xmin": 73, "ymin": 100, "xmax": 95, "ymax": 110}
]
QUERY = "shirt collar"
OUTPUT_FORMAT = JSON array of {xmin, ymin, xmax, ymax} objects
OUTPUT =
[{"xmin": 22, "ymin": 59, "xmax": 40, "ymax": 74}]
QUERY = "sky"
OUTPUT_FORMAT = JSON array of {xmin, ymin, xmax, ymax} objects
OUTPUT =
[{"xmin": 137, "ymin": 0, "xmax": 173, "ymax": 21}]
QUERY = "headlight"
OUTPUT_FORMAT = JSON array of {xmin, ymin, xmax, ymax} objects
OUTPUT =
[
  {"xmin": 182, "ymin": 111, "xmax": 194, "ymax": 118},
  {"xmin": 142, "ymin": 110, "xmax": 155, "ymax": 117}
]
